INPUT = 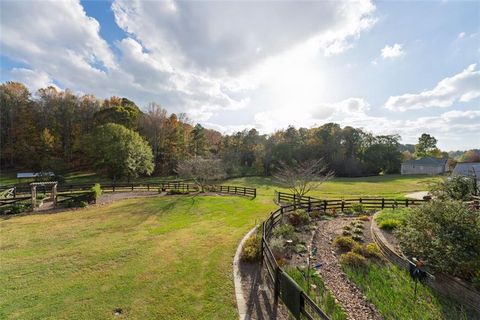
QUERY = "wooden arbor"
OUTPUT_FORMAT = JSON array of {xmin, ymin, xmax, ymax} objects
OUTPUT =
[{"xmin": 30, "ymin": 181, "xmax": 58, "ymax": 208}]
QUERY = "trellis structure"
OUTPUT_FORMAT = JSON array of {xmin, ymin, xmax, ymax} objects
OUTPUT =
[{"xmin": 30, "ymin": 181, "xmax": 58, "ymax": 208}]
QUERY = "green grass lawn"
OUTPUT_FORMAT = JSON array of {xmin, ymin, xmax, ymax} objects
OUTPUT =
[
  {"xmin": 225, "ymin": 175, "xmax": 441, "ymax": 199},
  {"xmin": 343, "ymin": 262, "xmax": 473, "ymax": 320},
  {"xmin": 0, "ymin": 195, "xmax": 276, "ymax": 320}
]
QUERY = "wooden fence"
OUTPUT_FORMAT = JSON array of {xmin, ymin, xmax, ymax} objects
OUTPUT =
[
  {"xmin": 262, "ymin": 202, "xmax": 330, "ymax": 320},
  {"xmin": 275, "ymin": 191, "xmax": 428, "ymax": 211},
  {"xmin": 210, "ymin": 185, "xmax": 256, "ymax": 198}
]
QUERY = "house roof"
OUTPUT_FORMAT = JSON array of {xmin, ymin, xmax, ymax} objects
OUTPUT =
[
  {"xmin": 402, "ymin": 157, "xmax": 447, "ymax": 166},
  {"xmin": 452, "ymin": 162, "xmax": 480, "ymax": 177}
]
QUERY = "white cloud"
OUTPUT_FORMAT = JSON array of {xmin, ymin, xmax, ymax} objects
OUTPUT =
[
  {"xmin": 111, "ymin": 0, "xmax": 376, "ymax": 75},
  {"xmin": 385, "ymin": 64, "xmax": 480, "ymax": 111},
  {"xmin": 458, "ymin": 32, "xmax": 466, "ymax": 39},
  {"xmin": 381, "ymin": 43, "xmax": 404, "ymax": 59},
  {"xmin": 10, "ymin": 68, "xmax": 57, "ymax": 91}
]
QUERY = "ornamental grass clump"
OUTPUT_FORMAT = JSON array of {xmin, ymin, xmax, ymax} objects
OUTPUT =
[
  {"xmin": 241, "ymin": 231, "xmax": 261, "ymax": 262},
  {"xmin": 340, "ymin": 252, "xmax": 367, "ymax": 268},
  {"xmin": 333, "ymin": 236, "xmax": 356, "ymax": 252}
]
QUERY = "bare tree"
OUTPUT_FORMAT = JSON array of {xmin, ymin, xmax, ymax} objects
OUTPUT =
[
  {"xmin": 176, "ymin": 157, "xmax": 226, "ymax": 192},
  {"xmin": 274, "ymin": 159, "xmax": 333, "ymax": 199}
]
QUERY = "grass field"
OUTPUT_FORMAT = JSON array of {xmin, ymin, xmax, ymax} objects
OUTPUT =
[
  {"xmin": 226, "ymin": 175, "xmax": 441, "ymax": 199},
  {"xmin": 0, "ymin": 195, "xmax": 275, "ymax": 320}
]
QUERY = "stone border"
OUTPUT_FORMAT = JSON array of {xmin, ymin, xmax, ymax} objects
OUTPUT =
[
  {"xmin": 371, "ymin": 213, "xmax": 480, "ymax": 315},
  {"xmin": 233, "ymin": 225, "xmax": 258, "ymax": 320}
]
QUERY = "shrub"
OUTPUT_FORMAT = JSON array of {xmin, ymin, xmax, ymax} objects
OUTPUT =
[
  {"xmin": 352, "ymin": 221, "xmax": 364, "ymax": 228},
  {"xmin": 273, "ymin": 224, "xmax": 295, "ymax": 239},
  {"xmin": 288, "ymin": 210, "xmax": 311, "ymax": 226},
  {"xmin": 269, "ymin": 237, "xmax": 285, "ymax": 258},
  {"xmin": 343, "ymin": 225, "xmax": 352, "ymax": 231},
  {"xmin": 294, "ymin": 243, "xmax": 308, "ymax": 254},
  {"xmin": 167, "ymin": 189, "xmax": 189, "ymax": 195},
  {"xmin": 90, "ymin": 183, "xmax": 102, "ymax": 202},
  {"xmin": 351, "ymin": 203, "xmax": 365, "ymax": 213},
  {"xmin": 378, "ymin": 218, "xmax": 400, "ymax": 230},
  {"xmin": 397, "ymin": 200, "xmax": 480, "ymax": 281},
  {"xmin": 9, "ymin": 203, "xmax": 30, "ymax": 214},
  {"xmin": 333, "ymin": 236, "xmax": 356, "ymax": 251},
  {"xmin": 241, "ymin": 231, "xmax": 261, "ymax": 262},
  {"xmin": 340, "ymin": 252, "xmax": 367, "ymax": 268},
  {"xmin": 431, "ymin": 176, "xmax": 476, "ymax": 201},
  {"xmin": 473, "ymin": 271, "xmax": 480, "ymax": 290}
]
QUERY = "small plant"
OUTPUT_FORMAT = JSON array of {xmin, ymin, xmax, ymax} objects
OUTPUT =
[
  {"xmin": 294, "ymin": 243, "xmax": 308, "ymax": 254},
  {"xmin": 342, "ymin": 230, "xmax": 352, "ymax": 236},
  {"xmin": 358, "ymin": 215, "xmax": 370, "ymax": 221},
  {"xmin": 340, "ymin": 252, "xmax": 368, "ymax": 268},
  {"xmin": 343, "ymin": 225, "xmax": 352, "ymax": 231},
  {"xmin": 273, "ymin": 224, "xmax": 295, "ymax": 239},
  {"xmin": 90, "ymin": 183, "xmax": 102, "ymax": 202},
  {"xmin": 352, "ymin": 221, "xmax": 364, "ymax": 228},
  {"xmin": 352, "ymin": 227, "xmax": 364, "ymax": 235},
  {"xmin": 241, "ymin": 231, "xmax": 261, "ymax": 262},
  {"xmin": 378, "ymin": 218, "xmax": 400, "ymax": 231},
  {"xmin": 167, "ymin": 189, "xmax": 189, "ymax": 195},
  {"xmin": 288, "ymin": 210, "xmax": 311, "ymax": 226},
  {"xmin": 10, "ymin": 203, "xmax": 30, "ymax": 214},
  {"xmin": 344, "ymin": 208, "xmax": 354, "ymax": 215},
  {"xmin": 269, "ymin": 237, "xmax": 286, "ymax": 258},
  {"xmin": 351, "ymin": 203, "xmax": 365, "ymax": 214},
  {"xmin": 333, "ymin": 236, "xmax": 356, "ymax": 251},
  {"xmin": 352, "ymin": 234, "xmax": 364, "ymax": 242}
]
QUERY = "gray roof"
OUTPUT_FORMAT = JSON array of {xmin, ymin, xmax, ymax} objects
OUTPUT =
[
  {"xmin": 452, "ymin": 162, "xmax": 480, "ymax": 177},
  {"xmin": 402, "ymin": 157, "xmax": 447, "ymax": 166},
  {"xmin": 17, "ymin": 172, "xmax": 55, "ymax": 179}
]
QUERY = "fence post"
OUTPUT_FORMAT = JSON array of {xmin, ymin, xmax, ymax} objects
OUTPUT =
[
  {"xmin": 147, "ymin": 184, "xmax": 150, "ymax": 191},
  {"xmin": 405, "ymin": 199, "xmax": 409, "ymax": 207},
  {"xmin": 308, "ymin": 196, "xmax": 312, "ymax": 212},
  {"xmin": 244, "ymin": 187, "xmax": 246, "ymax": 196},
  {"xmin": 227, "ymin": 186, "xmax": 230, "ymax": 193},
  {"xmin": 274, "ymin": 267, "xmax": 281, "ymax": 305},
  {"xmin": 13, "ymin": 187, "xmax": 16, "ymax": 198},
  {"xmin": 235, "ymin": 186, "xmax": 238, "ymax": 194},
  {"xmin": 382, "ymin": 198, "xmax": 385, "ymax": 209},
  {"xmin": 254, "ymin": 189, "xmax": 256, "ymax": 198},
  {"xmin": 341, "ymin": 200, "xmax": 345, "ymax": 212},
  {"xmin": 131, "ymin": 183, "xmax": 134, "ymax": 191},
  {"xmin": 359, "ymin": 197, "xmax": 362, "ymax": 204},
  {"xmin": 323, "ymin": 200, "xmax": 327, "ymax": 211}
]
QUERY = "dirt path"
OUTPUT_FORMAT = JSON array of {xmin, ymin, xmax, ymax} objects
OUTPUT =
[
  {"xmin": 405, "ymin": 191, "xmax": 429, "ymax": 200},
  {"xmin": 311, "ymin": 217, "xmax": 382, "ymax": 320}
]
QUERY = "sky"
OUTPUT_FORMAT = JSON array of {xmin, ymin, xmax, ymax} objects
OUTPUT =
[{"xmin": 0, "ymin": 0, "xmax": 479, "ymax": 151}]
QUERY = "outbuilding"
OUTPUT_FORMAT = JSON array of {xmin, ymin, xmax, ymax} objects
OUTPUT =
[
  {"xmin": 400, "ymin": 157, "xmax": 448, "ymax": 175},
  {"xmin": 452, "ymin": 162, "xmax": 480, "ymax": 180}
]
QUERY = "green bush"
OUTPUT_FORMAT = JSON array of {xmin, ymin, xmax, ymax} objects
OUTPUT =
[
  {"xmin": 352, "ymin": 227, "xmax": 364, "ymax": 235},
  {"xmin": 273, "ymin": 224, "xmax": 295, "ymax": 239},
  {"xmin": 333, "ymin": 236, "xmax": 356, "ymax": 251},
  {"xmin": 397, "ymin": 200, "xmax": 480, "ymax": 281},
  {"xmin": 351, "ymin": 203, "xmax": 365, "ymax": 213},
  {"xmin": 288, "ymin": 210, "xmax": 311, "ymax": 226},
  {"xmin": 167, "ymin": 189, "xmax": 189, "ymax": 195},
  {"xmin": 342, "ymin": 230, "xmax": 352, "ymax": 236},
  {"xmin": 241, "ymin": 231, "xmax": 261, "ymax": 262},
  {"xmin": 340, "ymin": 252, "xmax": 367, "ymax": 268},
  {"xmin": 294, "ymin": 243, "xmax": 307, "ymax": 254},
  {"xmin": 378, "ymin": 219, "xmax": 400, "ymax": 230},
  {"xmin": 269, "ymin": 237, "xmax": 285, "ymax": 259},
  {"xmin": 375, "ymin": 208, "xmax": 409, "ymax": 228},
  {"xmin": 431, "ymin": 176, "xmax": 476, "ymax": 201},
  {"xmin": 358, "ymin": 215, "xmax": 370, "ymax": 221},
  {"xmin": 343, "ymin": 225, "xmax": 352, "ymax": 231},
  {"xmin": 90, "ymin": 183, "xmax": 102, "ymax": 201},
  {"xmin": 9, "ymin": 203, "xmax": 31, "ymax": 214},
  {"xmin": 352, "ymin": 221, "xmax": 364, "ymax": 228}
]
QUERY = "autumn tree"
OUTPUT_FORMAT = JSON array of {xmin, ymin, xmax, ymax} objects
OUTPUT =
[
  {"xmin": 176, "ymin": 157, "xmax": 226, "ymax": 192},
  {"xmin": 87, "ymin": 123, "xmax": 154, "ymax": 183}
]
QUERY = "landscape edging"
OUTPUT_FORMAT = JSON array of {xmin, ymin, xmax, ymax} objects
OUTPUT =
[{"xmin": 233, "ymin": 225, "xmax": 258, "ymax": 320}]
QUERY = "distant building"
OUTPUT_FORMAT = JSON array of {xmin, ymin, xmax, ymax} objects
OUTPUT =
[
  {"xmin": 452, "ymin": 162, "xmax": 480, "ymax": 180},
  {"xmin": 401, "ymin": 157, "xmax": 448, "ymax": 175}
]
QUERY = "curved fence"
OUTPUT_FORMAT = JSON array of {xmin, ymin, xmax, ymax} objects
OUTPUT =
[{"xmin": 261, "ymin": 200, "xmax": 330, "ymax": 320}]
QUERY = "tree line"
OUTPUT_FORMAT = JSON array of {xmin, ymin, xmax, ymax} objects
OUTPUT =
[{"xmin": 0, "ymin": 81, "xmax": 461, "ymax": 181}]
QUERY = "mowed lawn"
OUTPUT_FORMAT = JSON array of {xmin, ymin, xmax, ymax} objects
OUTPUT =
[
  {"xmin": 0, "ymin": 195, "xmax": 275, "ymax": 320},
  {"xmin": 226, "ymin": 174, "xmax": 441, "ymax": 199}
]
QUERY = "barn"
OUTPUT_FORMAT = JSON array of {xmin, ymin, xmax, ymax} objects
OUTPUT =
[
  {"xmin": 400, "ymin": 157, "xmax": 448, "ymax": 175},
  {"xmin": 452, "ymin": 162, "xmax": 480, "ymax": 180}
]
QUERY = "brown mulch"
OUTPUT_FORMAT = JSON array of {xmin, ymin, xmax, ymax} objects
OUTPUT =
[{"xmin": 311, "ymin": 216, "xmax": 383, "ymax": 320}]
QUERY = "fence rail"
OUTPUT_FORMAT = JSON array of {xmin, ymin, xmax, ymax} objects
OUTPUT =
[
  {"xmin": 275, "ymin": 191, "xmax": 428, "ymax": 211},
  {"xmin": 210, "ymin": 185, "xmax": 256, "ymax": 198},
  {"xmin": 262, "ymin": 200, "xmax": 331, "ymax": 320}
]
